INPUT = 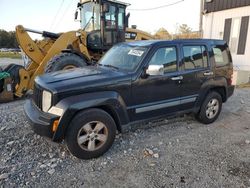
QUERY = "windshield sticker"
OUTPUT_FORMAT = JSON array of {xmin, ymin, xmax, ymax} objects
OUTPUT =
[{"xmin": 128, "ymin": 49, "xmax": 144, "ymax": 57}]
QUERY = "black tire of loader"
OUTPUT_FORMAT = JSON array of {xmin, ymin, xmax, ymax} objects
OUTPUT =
[
  {"xmin": 0, "ymin": 79, "xmax": 3, "ymax": 93},
  {"xmin": 0, "ymin": 67, "xmax": 3, "ymax": 92},
  {"xmin": 45, "ymin": 53, "xmax": 87, "ymax": 73}
]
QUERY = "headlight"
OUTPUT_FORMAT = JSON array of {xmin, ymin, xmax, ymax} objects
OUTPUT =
[{"xmin": 42, "ymin": 90, "xmax": 52, "ymax": 112}]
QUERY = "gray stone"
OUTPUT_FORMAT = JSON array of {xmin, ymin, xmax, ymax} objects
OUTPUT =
[
  {"xmin": 153, "ymin": 153, "xmax": 159, "ymax": 158},
  {"xmin": 47, "ymin": 169, "xmax": 55, "ymax": 175},
  {"xmin": 0, "ymin": 173, "xmax": 8, "ymax": 180},
  {"xmin": 7, "ymin": 141, "xmax": 14, "ymax": 146},
  {"xmin": 40, "ymin": 164, "xmax": 47, "ymax": 169}
]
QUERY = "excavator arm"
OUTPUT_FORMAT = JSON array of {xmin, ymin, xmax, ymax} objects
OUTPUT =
[
  {"xmin": 16, "ymin": 25, "xmax": 48, "ymax": 67},
  {"xmin": 2, "ymin": 25, "xmax": 90, "ymax": 100}
]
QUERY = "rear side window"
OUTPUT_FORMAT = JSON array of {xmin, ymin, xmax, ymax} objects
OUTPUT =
[
  {"xmin": 183, "ymin": 45, "xmax": 208, "ymax": 70},
  {"xmin": 212, "ymin": 45, "xmax": 230, "ymax": 67}
]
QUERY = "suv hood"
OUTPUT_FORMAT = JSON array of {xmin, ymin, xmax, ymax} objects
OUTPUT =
[
  {"xmin": 42, "ymin": 66, "xmax": 104, "ymax": 83},
  {"xmin": 36, "ymin": 65, "xmax": 130, "ymax": 94}
]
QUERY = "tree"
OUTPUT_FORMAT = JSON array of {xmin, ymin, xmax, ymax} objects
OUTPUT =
[
  {"xmin": 174, "ymin": 24, "xmax": 201, "ymax": 39},
  {"xmin": 154, "ymin": 28, "xmax": 171, "ymax": 39},
  {"xmin": 8, "ymin": 31, "xmax": 18, "ymax": 48},
  {"xmin": 178, "ymin": 24, "xmax": 192, "ymax": 34},
  {"xmin": 0, "ymin": 30, "xmax": 18, "ymax": 48}
]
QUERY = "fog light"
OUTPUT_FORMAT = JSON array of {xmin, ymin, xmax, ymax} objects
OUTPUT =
[{"xmin": 52, "ymin": 120, "xmax": 59, "ymax": 132}]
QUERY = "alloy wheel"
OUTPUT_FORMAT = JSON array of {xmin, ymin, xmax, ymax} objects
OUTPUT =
[
  {"xmin": 77, "ymin": 121, "xmax": 108, "ymax": 151},
  {"xmin": 205, "ymin": 98, "xmax": 219, "ymax": 119}
]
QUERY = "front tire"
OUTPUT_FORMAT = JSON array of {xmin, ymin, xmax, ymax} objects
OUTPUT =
[
  {"xmin": 196, "ymin": 91, "xmax": 222, "ymax": 124},
  {"xmin": 45, "ymin": 53, "xmax": 87, "ymax": 73},
  {"xmin": 65, "ymin": 109, "xmax": 116, "ymax": 159}
]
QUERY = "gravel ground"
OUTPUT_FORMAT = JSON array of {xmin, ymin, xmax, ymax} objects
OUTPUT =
[{"xmin": 0, "ymin": 88, "xmax": 249, "ymax": 187}]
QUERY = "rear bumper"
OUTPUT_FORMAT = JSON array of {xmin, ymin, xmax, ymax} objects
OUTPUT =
[
  {"xmin": 227, "ymin": 85, "xmax": 235, "ymax": 99},
  {"xmin": 24, "ymin": 100, "xmax": 59, "ymax": 139}
]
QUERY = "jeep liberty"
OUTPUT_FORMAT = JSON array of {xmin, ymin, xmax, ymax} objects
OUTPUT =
[{"xmin": 25, "ymin": 39, "xmax": 234, "ymax": 159}]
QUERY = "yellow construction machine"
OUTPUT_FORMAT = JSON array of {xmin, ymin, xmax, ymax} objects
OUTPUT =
[{"xmin": 0, "ymin": 0, "xmax": 155, "ymax": 102}]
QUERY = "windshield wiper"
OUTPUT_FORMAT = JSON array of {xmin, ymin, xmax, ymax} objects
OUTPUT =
[{"xmin": 100, "ymin": 64, "xmax": 119, "ymax": 70}]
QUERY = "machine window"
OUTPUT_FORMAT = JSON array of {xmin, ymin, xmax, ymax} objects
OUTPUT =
[
  {"xmin": 148, "ymin": 47, "xmax": 177, "ymax": 74},
  {"xmin": 118, "ymin": 8, "xmax": 125, "ymax": 29},
  {"xmin": 81, "ymin": 2, "xmax": 101, "ymax": 32},
  {"xmin": 183, "ymin": 45, "xmax": 208, "ymax": 70},
  {"xmin": 105, "ymin": 5, "xmax": 116, "ymax": 29}
]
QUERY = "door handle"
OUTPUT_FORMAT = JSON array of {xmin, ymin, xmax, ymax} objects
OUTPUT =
[
  {"xmin": 171, "ymin": 76, "xmax": 183, "ymax": 81},
  {"xmin": 203, "ymin": 71, "xmax": 214, "ymax": 76}
]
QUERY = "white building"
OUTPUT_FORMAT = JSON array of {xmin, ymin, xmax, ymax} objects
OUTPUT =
[{"xmin": 203, "ymin": 0, "xmax": 250, "ymax": 84}]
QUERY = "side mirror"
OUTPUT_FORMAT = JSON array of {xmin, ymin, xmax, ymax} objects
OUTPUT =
[
  {"xmin": 77, "ymin": 2, "xmax": 81, "ymax": 8},
  {"xmin": 146, "ymin": 65, "xmax": 164, "ymax": 76},
  {"xmin": 125, "ymin": 13, "xmax": 130, "ymax": 27},
  {"xmin": 103, "ymin": 3, "xmax": 109, "ymax": 12},
  {"xmin": 74, "ymin": 10, "xmax": 78, "ymax": 20}
]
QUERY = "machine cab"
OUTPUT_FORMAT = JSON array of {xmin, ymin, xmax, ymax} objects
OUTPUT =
[{"xmin": 79, "ymin": 0, "xmax": 128, "ymax": 52}]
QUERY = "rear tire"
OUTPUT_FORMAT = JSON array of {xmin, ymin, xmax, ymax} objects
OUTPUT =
[
  {"xmin": 196, "ymin": 91, "xmax": 222, "ymax": 124},
  {"xmin": 65, "ymin": 109, "xmax": 116, "ymax": 159},
  {"xmin": 45, "ymin": 53, "xmax": 87, "ymax": 73}
]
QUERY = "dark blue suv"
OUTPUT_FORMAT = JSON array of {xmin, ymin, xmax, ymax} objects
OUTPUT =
[{"xmin": 25, "ymin": 39, "xmax": 235, "ymax": 159}]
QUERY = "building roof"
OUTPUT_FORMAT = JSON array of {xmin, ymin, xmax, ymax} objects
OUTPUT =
[{"xmin": 204, "ymin": 0, "xmax": 250, "ymax": 13}]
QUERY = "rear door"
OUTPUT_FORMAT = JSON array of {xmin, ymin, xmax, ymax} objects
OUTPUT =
[{"xmin": 178, "ymin": 43, "xmax": 212, "ymax": 110}]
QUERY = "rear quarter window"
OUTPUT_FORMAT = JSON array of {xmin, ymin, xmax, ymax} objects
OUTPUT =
[{"xmin": 212, "ymin": 45, "xmax": 231, "ymax": 67}]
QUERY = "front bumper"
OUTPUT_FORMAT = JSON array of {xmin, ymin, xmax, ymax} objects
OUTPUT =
[{"xmin": 24, "ymin": 100, "xmax": 59, "ymax": 139}]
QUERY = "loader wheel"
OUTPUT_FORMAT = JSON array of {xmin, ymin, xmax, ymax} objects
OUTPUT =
[{"xmin": 45, "ymin": 53, "xmax": 87, "ymax": 73}]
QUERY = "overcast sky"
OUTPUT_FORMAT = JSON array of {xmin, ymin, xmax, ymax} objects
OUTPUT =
[{"xmin": 0, "ymin": 0, "xmax": 201, "ymax": 35}]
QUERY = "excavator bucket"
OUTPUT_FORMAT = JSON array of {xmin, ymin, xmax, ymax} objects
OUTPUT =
[{"xmin": 0, "ymin": 64, "xmax": 29, "ymax": 102}]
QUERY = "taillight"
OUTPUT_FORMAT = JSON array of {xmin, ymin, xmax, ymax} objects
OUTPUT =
[
  {"xmin": 228, "ymin": 78, "xmax": 232, "ymax": 85},
  {"xmin": 228, "ymin": 71, "xmax": 233, "ymax": 85}
]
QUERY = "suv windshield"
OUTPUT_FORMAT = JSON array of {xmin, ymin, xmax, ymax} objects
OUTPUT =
[
  {"xmin": 99, "ymin": 44, "xmax": 148, "ymax": 71},
  {"xmin": 80, "ymin": 2, "xmax": 100, "ymax": 32}
]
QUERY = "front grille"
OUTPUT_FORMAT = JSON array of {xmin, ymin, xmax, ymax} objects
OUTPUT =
[{"xmin": 33, "ymin": 84, "xmax": 43, "ymax": 110}]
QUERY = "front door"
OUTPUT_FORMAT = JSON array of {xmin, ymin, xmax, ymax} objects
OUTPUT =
[{"xmin": 129, "ymin": 45, "xmax": 182, "ymax": 121}]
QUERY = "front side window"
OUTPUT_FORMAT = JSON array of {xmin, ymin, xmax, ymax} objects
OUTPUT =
[
  {"xmin": 80, "ymin": 2, "xmax": 100, "ymax": 32},
  {"xmin": 99, "ymin": 44, "xmax": 148, "ymax": 71},
  {"xmin": 148, "ymin": 47, "xmax": 177, "ymax": 74},
  {"xmin": 183, "ymin": 45, "xmax": 208, "ymax": 70},
  {"xmin": 213, "ymin": 45, "xmax": 230, "ymax": 67}
]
